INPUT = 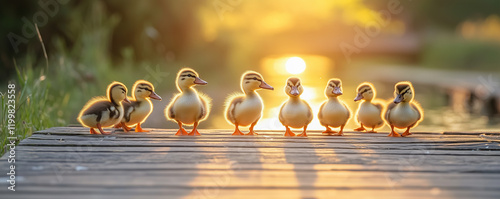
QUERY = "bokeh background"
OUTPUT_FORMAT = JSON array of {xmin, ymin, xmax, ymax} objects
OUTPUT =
[{"xmin": 2, "ymin": 0, "xmax": 500, "ymax": 151}]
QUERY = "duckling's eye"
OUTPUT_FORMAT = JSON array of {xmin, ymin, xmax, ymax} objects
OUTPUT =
[
  {"xmin": 287, "ymin": 83, "xmax": 292, "ymax": 87},
  {"xmin": 137, "ymin": 90, "xmax": 142, "ymax": 92},
  {"xmin": 181, "ymin": 78, "xmax": 185, "ymax": 80},
  {"xmin": 297, "ymin": 83, "xmax": 301, "ymax": 87}
]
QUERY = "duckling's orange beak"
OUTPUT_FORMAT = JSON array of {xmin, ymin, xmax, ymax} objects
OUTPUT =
[
  {"xmin": 149, "ymin": 91, "xmax": 162, "ymax": 101},
  {"xmin": 259, "ymin": 81, "xmax": 274, "ymax": 90},
  {"xmin": 124, "ymin": 97, "xmax": 131, "ymax": 103},
  {"xmin": 290, "ymin": 86, "xmax": 299, "ymax": 96},
  {"xmin": 354, "ymin": 93, "xmax": 363, "ymax": 101},
  {"xmin": 194, "ymin": 77, "xmax": 207, "ymax": 85}
]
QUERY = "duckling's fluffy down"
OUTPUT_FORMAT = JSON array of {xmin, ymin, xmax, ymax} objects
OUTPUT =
[{"xmin": 165, "ymin": 91, "xmax": 212, "ymax": 126}]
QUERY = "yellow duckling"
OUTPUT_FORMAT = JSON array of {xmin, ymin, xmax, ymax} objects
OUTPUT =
[
  {"xmin": 165, "ymin": 68, "xmax": 211, "ymax": 136},
  {"xmin": 353, "ymin": 82, "xmax": 385, "ymax": 133},
  {"xmin": 385, "ymin": 81, "xmax": 424, "ymax": 137},
  {"xmin": 279, "ymin": 77, "xmax": 313, "ymax": 137},
  {"xmin": 116, "ymin": 80, "xmax": 162, "ymax": 132},
  {"xmin": 225, "ymin": 71, "xmax": 274, "ymax": 136},
  {"xmin": 78, "ymin": 81, "xmax": 130, "ymax": 135},
  {"xmin": 318, "ymin": 78, "xmax": 351, "ymax": 136}
]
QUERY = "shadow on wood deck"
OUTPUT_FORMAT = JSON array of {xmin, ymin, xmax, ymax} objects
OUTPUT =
[{"xmin": 1, "ymin": 127, "xmax": 500, "ymax": 199}]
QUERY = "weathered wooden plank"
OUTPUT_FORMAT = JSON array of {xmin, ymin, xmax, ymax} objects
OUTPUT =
[
  {"xmin": 2, "ymin": 188, "xmax": 499, "ymax": 199},
  {"xmin": 16, "ymin": 139, "xmax": 500, "ymax": 151},
  {"xmin": 2, "ymin": 162, "xmax": 500, "ymax": 174},
  {"xmin": 12, "ymin": 146, "xmax": 500, "ymax": 156},
  {"xmin": 27, "ymin": 134, "xmax": 489, "ymax": 144},
  {"xmin": 6, "ymin": 151, "xmax": 500, "ymax": 167},
  {"xmin": 2, "ymin": 170, "xmax": 500, "ymax": 189}
]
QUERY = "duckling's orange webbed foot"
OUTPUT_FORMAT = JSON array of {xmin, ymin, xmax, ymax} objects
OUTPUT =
[
  {"xmin": 96, "ymin": 124, "xmax": 111, "ymax": 135},
  {"xmin": 401, "ymin": 127, "xmax": 412, "ymax": 137},
  {"xmin": 175, "ymin": 121, "xmax": 189, "ymax": 136},
  {"xmin": 114, "ymin": 123, "xmax": 122, "ymax": 128},
  {"xmin": 90, "ymin": 128, "xmax": 98, "ymax": 134},
  {"xmin": 188, "ymin": 129, "xmax": 201, "ymax": 136},
  {"xmin": 232, "ymin": 124, "xmax": 245, "ymax": 135},
  {"xmin": 284, "ymin": 127, "xmax": 295, "ymax": 137},
  {"xmin": 388, "ymin": 131, "xmax": 401, "ymax": 137},
  {"xmin": 296, "ymin": 126, "xmax": 308, "ymax": 137},
  {"xmin": 333, "ymin": 125, "xmax": 345, "ymax": 136},
  {"xmin": 232, "ymin": 129, "xmax": 244, "ymax": 135},
  {"xmin": 246, "ymin": 122, "xmax": 258, "ymax": 135},
  {"xmin": 175, "ymin": 128, "xmax": 189, "ymax": 136},
  {"xmin": 246, "ymin": 131, "xmax": 258, "ymax": 135},
  {"xmin": 296, "ymin": 132, "xmax": 307, "ymax": 137},
  {"xmin": 388, "ymin": 125, "xmax": 401, "ymax": 137},
  {"xmin": 322, "ymin": 127, "xmax": 336, "ymax": 135},
  {"xmin": 135, "ymin": 123, "xmax": 150, "ymax": 132},
  {"xmin": 367, "ymin": 127, "xmax": 378, "ymax": 133},
  {"xmin": 119, "ymin": 122, "xmax": 132, "ymax": 132},
  {"xmin": 187, "ymin": 121, "xmax": 201, "ymax": 136},
  {"xmin": 354, "ymin": 126, "xmax": 366, "ymax": 132}
]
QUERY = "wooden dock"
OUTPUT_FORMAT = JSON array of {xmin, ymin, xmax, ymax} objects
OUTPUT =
[{"xmin": 1, "ymin": 127, "xmax": 500, "ymax": 199}]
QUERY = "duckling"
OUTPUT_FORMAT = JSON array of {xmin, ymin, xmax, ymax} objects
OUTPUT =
[
  {"xmin": 385, "ymin": 81, "xmax": 424, "ymax": 137},
  {"xmin": 279, "ymin": 77, "xmax": 313, "ymax": 137},
  {"xmin": 165, "ymin": 68, "xmax": 211, "ymax": 136},
  {"xmin": 353, "ymin": 82, "xmax": 385, "ymax": 133},
  {"xmin": 318, "ymin": 78, "xmax": 351, "ymax": 136},
  {"xmin": 116, "ymin": 80, "xmax": 162, "ymax": 132},
  {"xmin": 78, "ymin": 81, "xmax": 130, "ymax": 135},
  {"xmin": 225, "ymin": 71, "xmax": 274, "ymax": 136}
]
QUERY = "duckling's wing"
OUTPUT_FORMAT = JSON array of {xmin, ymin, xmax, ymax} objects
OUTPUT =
[
  {"xmin": 317, "ymin": 101, "xmax": 326, "ymax": 122},
  {"xmin": 81, "ymin": 100, "xmax": 114, "ymax": 122},
  {"xmin": 410, "ymin": 102, "xmax": 424, "ymax": 127},
  {"xmin": 225, "ymin": 96, "xmax": 244, "ymax": 124},
  {"xmin": 165, "ymin": 95, "xmax": 180, "ymax": 120},
  {"xmin": 373, "ymin": 102, "xmax": 383, "ymax": 112},
  {"xmin": 303, "ymin": 100, "xmax": 314, "ymax": 124},
  {"xmin": 121, "ymin": 101, "xmax": 137, "ymax": 122},
  {"xmin": 343, "ymin": 102, "xmax": 351, "ymax": 120},
  {"xmin": 198, "ymin": 93, "xmax": 212, "ymax": 121},
  {"xmin": 278, "ymin": 102, "xmax": 287, "ymax": 125},
  {"xmin": 82, "ymin": 100, "xmax": 111, "ymax": 116},
  {"xmin": 385, "ymin": 102, "xmax": 397, "ymax": 122}
]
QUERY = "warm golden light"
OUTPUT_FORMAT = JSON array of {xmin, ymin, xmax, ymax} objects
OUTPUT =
[{"xmin": 285, "ymin": 57, "xmax": 306, "ymax": 74}]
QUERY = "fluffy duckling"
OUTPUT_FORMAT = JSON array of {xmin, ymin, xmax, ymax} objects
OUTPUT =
[
  {"xmin": 116, "ymin": 80, "xmax": 162, "ymax": 132},
  {"xmin": 279, "ymin": 77, "xmax": 313, "ymax": 137},
  {"xmin": 385, "ymin": 81, "xmax": 424, "ymax": 137},
  {"xmin": 318, "ymin": 78, "xmax": 351, "ymax": 136},
  {"xmin": 78, "ymin": 82, "xmax": 130, "ymax": 135},
  {"xmin": 165, "ymin": 68, "xmax": 211, "ymax": 136},
  {"xmin": 353, "ymin": 82, "xmax": 385, "ymax": 133},
  {"xmin": 225, "ymin": 71, "xmax": 274, "ymax": 135}
]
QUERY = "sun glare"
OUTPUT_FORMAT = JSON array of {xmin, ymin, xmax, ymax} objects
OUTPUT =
[{"xmin": 285, "ymin": 57, "xmax": 306, "ymax": 74}]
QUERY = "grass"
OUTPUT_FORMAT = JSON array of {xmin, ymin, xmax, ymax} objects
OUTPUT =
[{"xmin": 0, "ymin": 1, "xmax": 180, "ymax": 155}]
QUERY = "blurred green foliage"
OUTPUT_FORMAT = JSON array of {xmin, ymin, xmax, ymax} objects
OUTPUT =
[{"xmin": 422, "ymin": 35, "xmax": 500, "ymax": 71}]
